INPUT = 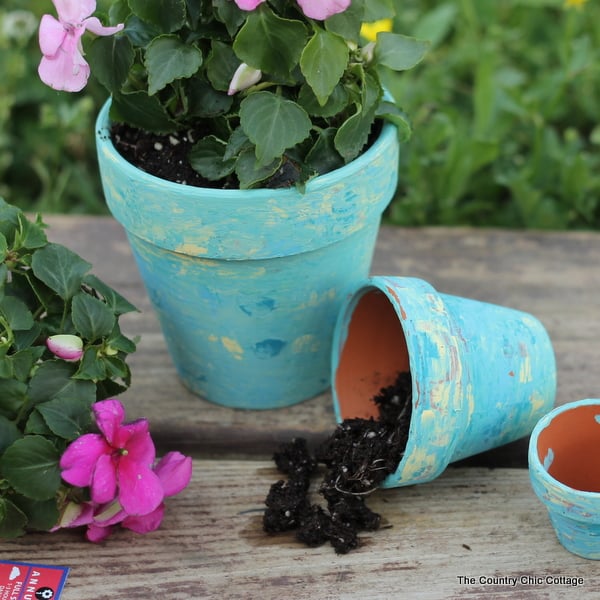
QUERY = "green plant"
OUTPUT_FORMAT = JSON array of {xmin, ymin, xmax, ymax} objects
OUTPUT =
[
  {"xmin": 38, "ymin": 0, "xmax": 428, "ymax": 189},
  {"xmin": 0, "ymin": 197, "xmax": 141, "ymax": 538},
  {"xmin": 385, "ymin": 0, "xmax": 600, "ymax": 229}
]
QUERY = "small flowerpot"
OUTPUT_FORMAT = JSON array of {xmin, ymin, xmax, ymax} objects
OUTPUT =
[
  {"xmin": 331, "ymin": 276, "xmax": 556, "ymax": 486},
  {"xmin": 95, "ymin": 100, "xmax": 399, "ymax": 409},
  {"xmin": 529, "ymin": 399, "xmax": 600, "ymax": 560}
]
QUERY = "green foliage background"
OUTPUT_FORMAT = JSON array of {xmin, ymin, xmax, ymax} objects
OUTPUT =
[{"xmin": 1, "ymin": 0, "xmax": 599, "ymax": 228}]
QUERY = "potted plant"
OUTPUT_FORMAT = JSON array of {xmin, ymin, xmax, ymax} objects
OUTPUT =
[
  {"xmin": 0, "ymin": 199, "xmax": 191, "ymax": 540},
  {"xmin": 38, "ymin": 0, "xmax": 428, "ymax": 409}
]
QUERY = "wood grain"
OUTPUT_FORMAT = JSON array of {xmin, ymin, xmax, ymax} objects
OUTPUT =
[
  {"xmin": 40, "ymin": 217, "xmax": 600, "ymax": 465},
  {"xmin": 1, "ymin": 462, "xmax": 596, "ymax": 599}
]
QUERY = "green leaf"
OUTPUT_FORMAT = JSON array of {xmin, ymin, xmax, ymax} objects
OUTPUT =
[
  {"xmin": 0, "ymin": 415, "xmax": 21, "ymax": 453},
  {"xmin": 374, "ymin": 33, "xmax": 429, "ymax": 71},
  {"xmin": 0, "ymin": 296, "xmax": 33, "ymax": 331},
  {"xmin": 12, "ymin": 496, "xmax": 59, "ymax": 532},
  {"xmin": 362, "ymin": 0, "xmax": 394, "ymax": 21},
  {"xmin": 17, "ymin": 213, "xmax": 47, "ymax": 250},
  {"xmin": 74, "ymin": 347, "xmax": 108, "ymax": 381},
  {"xmin": 300, "ymin": 28, "xmax": 348, "ymax": 106},
  {"xmin": 111, "ymin": 92, "xmax": 176, "ymax": 133},
  {"xmin": 145, "ymin": 35, "xmax": 203, "ymax": 96},
  {"xmin": 31, "ymin": 243, "xmax": 91, "ymax": 301},
  {"xmin": 129, "ymin": 0, "xmax": 186, "ymax": 33},
  {"xmin": 235, "ymin": 150, "xmax": 281, "ymax": 189},
  {"xmin": 24, "ymin": 410, "xmax": 53, "ymax": 436},
  {"xmin": 88, "ymin": 35, "xmax": 134, "ymax": 95},
  {"xmin": 0, "ymin": 232, "xmax": 7, "ymax": 262},
  {"xmin": 206, "ymin": 40, "xmax": 240, "ymax": 92},
  {"xmin": 37, "ymin": 396, "xmax": 93, "ymax": 441},
  {"xmin": 0, "ymin": 436, "xmax": 61, "ymax": 500},
  {"xmin": 189, "ymin": 136, "xmax": 236, "ymax": 181},
  {"xmin": 334, "ymin": 104, "xmax": 376, "ymax": 162},
  {"xmin": 72, "ymin": 292, "xmax": 116, "ymax": 342},
  {"xmin": 305, "ymin": 128, "xmax": 345, "ymax": 175},
  {"xmin": 377, "ymin": 101, "xmax": 412, "ymax": 142},
  {"xmin": 27, "ymin": 361, "xmax": 95, "ymax": 408},
  {"xmin": 240, "ymin": 92, "xmax": 312, "ymax": 166},
  {"xmin": 233, "ymin": 6, "xmax": 307, "ymax": 80},
  {"xmin": 0, "ymin": 498, "xmax": 27, "ymax": 538},
  {"xmin": 0, "ymin": 379, "xmax": 27, "ymax": 419},
  {"xmin": 83, "ymin": 274, "xmax": 138, "ymax": 316},
  {"xmin": 297, "ymin": 82, "xmax": 350, "ymax": 118},
  {"xmin": 325, "ymin": 2, "xmax": 363, "ymax": 43}
]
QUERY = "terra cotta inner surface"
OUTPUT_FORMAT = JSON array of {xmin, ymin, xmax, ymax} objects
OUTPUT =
[
  {"xmin": 537, "ymin": 404, "xmax": 600, "ymax": 492},
  {"xmin": 335, "ymin": 288, "xmax": 410, "ymax": 420}
]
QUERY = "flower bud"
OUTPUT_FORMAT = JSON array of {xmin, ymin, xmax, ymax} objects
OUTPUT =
[
  {"xmin": 47, "ymin": 334, "xmax": 84, "ymax": 361},
  {"xmin": 228, "ymin": 63, "xmax": 262, "ymax": 96}
]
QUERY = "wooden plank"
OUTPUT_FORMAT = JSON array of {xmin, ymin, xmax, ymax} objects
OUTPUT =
[
  {"xmin": 41, "ymin": 217, "xmax": 600, "ymax": 463},
  {"xmin": 1, "ymin": 462, "xmax": 596, "ymax": 599}
]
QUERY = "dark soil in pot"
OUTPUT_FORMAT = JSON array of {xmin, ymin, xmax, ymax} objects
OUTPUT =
[
  {"xmin": 109, "ymin": 121, "xmax": 383, "ymax": 191},
  {"xmin": 263, "ymin": 371, "xmax": 412, "ymax": 554}
]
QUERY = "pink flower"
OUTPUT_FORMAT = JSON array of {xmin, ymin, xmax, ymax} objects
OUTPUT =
[
  {"xmin": 57, "ymin": 452, "xmax": 192, "ymax": 542},
  {"xmin": 297, "ymin": 0, "xmax": 351, "ymax": 20},
  {"xmin": 232, "ymin": 0, "xmax": 350, "ymax": 19},
  {"xmin": 228, "ymin": 63, "xmax": 262, "ymax": 95},
  {"xmin": 233, "ymin": 0, "xmax": 267, "ymax": 10},
  {"xmin": 46, "ymin": 334, "xmax": 84, "ymax": 361},
  {"xmin": 60, "ymin": 399, "xmax": 164, "ymax": 516},
  {"xmin": 38, "ymin": 0, "xmax": 124, "ymax": 92}
]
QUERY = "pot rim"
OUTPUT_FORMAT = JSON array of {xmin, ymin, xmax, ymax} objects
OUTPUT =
[
  {"xmin": 96, "ymin": 97, "xmax": 399, "ymax": 199},
  {"xmin": 529, "ymin": 398, "xmax": 600, "ymax": 498}
]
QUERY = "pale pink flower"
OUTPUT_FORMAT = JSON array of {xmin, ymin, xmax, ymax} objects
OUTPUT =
[
  {"xmin": 233, "ymin": 0, "xmax": 267, "ymax": 10},
  {"xmin": 297, "ymin": 0, "xmax": 351, "ymax": 20},
  {"xmin": 46, "ymin": 333, "xmax": 84, "ymax": 361},
  {"xmin": 60, "ymin": 399, "xmax": 164, "ymax": 516},
  {"xmin": 228, "ymin": 63, "xmax": 262, "ymax": 95},
  {"xmin": 38, "ymin": 0, "xmax": 124, "ymax": 92}
]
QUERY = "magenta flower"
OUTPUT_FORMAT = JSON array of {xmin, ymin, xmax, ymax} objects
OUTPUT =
[
  {"xmin": 60, "ymin": 399, "xmax": 164, "ymax": 516},
  {"xmin": 57, "ymin": 451, "xmax": 192, "ymax": 542},
  {"xmin": 38, "ymin": 0, "xmax": 124, "ymax": 92},
  {"xmin": 46, "ymin": 334, "xmax": 84, "ymax": 361}
]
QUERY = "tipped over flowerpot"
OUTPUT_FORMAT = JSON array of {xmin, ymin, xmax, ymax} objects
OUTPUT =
[
  {"xmin": 529, "ymin": 399, "xmax": 600, "ymax": 560},
  {"xmin": 331, "ymin": 276, "xmax": 557, "ymax": 487}
]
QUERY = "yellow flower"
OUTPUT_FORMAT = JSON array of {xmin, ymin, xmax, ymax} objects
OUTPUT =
[
  {"xmin": 564, "ymin": 0, "xmax": 589, "ymax": 9},
  {"xmin": 360, "ymin": 19, "xmax": 393, "ymax": 42}
]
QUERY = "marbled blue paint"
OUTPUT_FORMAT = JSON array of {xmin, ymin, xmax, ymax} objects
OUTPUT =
[
  {"xmin": 95, "ymin": 100, "xmax": 399, "ymax": 409},
  {"xmin": 529, "ymin": 399, "xmax": 600, "ymax": 560},
  {"xmin": 332, "ymin": 276, "xmax": 557, "ymax": 487}
]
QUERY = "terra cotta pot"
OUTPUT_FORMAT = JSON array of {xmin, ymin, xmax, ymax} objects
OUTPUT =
[
  {"xmin": 96, "ymin": 99, "xmax": 399, "ymax": 409},
  {"xmin": 529, "ymin": 399, "xmax": 600, "ymax": 560},
  {"xmin": 332, "ymin": 276, "xmax": 557, "ymax": 486}
]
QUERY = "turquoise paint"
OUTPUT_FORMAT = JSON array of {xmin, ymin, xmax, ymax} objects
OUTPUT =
[
  {"xmin": 331, "ymin": 276, "xmax": 557, "ymax": 487},
  {"xmin": 529, "ymin": 399, "xmax": 600, "ymax": 560},
  {"xmin": 95, "ymin": 100, "xmax": 399, "ymax": 409}
]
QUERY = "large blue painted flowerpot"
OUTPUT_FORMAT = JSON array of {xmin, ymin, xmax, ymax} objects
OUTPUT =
[
  {"xmin": 331, "ymin": 276, "xmax": 556, "ymax": 486},
  {"xmin": 529, "ymin": 399, "xmax": 600, "ymax": 560},
  {"xmin": 96, "ymin": 100, "xmax": 399, "ymax": 409}
]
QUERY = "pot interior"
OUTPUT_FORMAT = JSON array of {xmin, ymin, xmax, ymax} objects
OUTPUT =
[
  {"xmin": 537, "ymin": 404, "xmax": 600, "ymax": 492},
  {"xmin": 335, "ymin": 289, "xmax": 410, "ymax": 420}
]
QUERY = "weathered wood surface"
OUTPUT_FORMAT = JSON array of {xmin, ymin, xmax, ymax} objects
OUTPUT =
[
  {"xmin": 1, "ymin": 463, "xmax": 596, "ymax": 599},
  {"xmin": 4, "ymin": 217, "xmax": 600, "ymax": 598},
  {"xmin": 40, "ymin": 216, "xmax": 600, "ymax": 465}
]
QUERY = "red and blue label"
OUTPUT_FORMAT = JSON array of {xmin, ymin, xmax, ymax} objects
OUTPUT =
[{"xmin": 0, "ymin": 561, "xmax": 69, "ymax": 600}]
